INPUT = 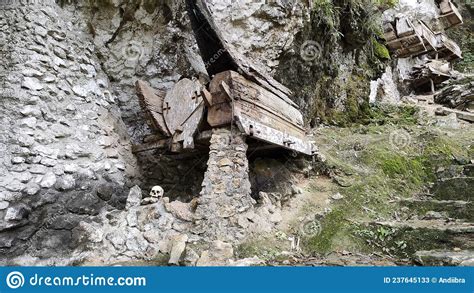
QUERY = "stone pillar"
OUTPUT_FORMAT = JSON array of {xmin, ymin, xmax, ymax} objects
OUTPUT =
[{"xmin": 193, "ymin": 128, "xmax": 255, "ymax": 242}]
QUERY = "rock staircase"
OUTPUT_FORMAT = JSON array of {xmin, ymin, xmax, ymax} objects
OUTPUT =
[{"xmin": 374, "ymin": 163, "xmax": 474, "ymax": 266}]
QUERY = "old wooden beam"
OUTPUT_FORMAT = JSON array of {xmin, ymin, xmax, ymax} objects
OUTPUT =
[
  {"xmin": 135, "ymin": 80, "xmax": 170, "ymax": 136},
  {"xmin": 132, "ymin": 138, "xmax": 170, "ymax": 153}
]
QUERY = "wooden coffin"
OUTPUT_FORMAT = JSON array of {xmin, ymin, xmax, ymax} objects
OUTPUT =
[
  {"xmin": 206, "ymin": 71, "xmax": 314, "ymax": 155},
  {"xmin": 385, "ymin": 18, "xmax": 459, "ymax": 60},
  {"xmin": 185, "ymin": 0, "xmax": 314, "ymax": 155},
  {"xmin": 385, "ymin": 18, "xmax": 426, "ymax": 58},
  {"xmin": 134, "ymin": 72, "xmax": 315, "ymax": 155},
  {"xmin": 438, "ymin": 0, "xmax": 463, "ymax": 28},
  {"xmin": 134, "ymin": 78, "xmax": 205, "ymax": 153},
  {"xmin": 427, "ymin": 33, "xmax": 462, "ymax": 60}
]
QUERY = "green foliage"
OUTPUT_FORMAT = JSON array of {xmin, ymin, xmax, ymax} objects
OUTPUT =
[
  {"xmin": 235, "ymin": 238, "xmax": 285, "ymax": 262},
  {"xmin": 360, "ymin": 104, "xmax": 419, "ymax": 125},
  {"xmin": 370, "ymin": 150, "xmax": 426, "ymax": 186},
  {"xmin": 371, "ymin": 37, "xmax": 390, "ymax": 59},
  {"xmin": 444, "ymin": 3, "xmax": 474, "ymax": 73},
  {"xmin": 305, "ymin": 208, "xmax": 346, "ymax": 252},
  {"xmin": 312, "ymin": 0, "xmax": 343, "ymax": 43},
  {"xmin": 374, "ymin": 0, "xmax": 399, "ymax": 9}
]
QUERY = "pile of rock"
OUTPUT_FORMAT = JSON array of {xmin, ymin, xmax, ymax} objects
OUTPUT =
[{"xmin": 435, "ymin": 75, "xmax": 474, "ymax": 111}]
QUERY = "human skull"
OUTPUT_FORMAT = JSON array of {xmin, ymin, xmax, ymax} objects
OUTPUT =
[{"xmin": 150, "ymin": 186, "xmax": 164, "ymax": 198}]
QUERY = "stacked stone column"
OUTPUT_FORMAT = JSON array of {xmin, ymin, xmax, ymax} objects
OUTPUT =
[{"xmin": 193, "ymin": 128, "xmax": 255, "ymax": 242}]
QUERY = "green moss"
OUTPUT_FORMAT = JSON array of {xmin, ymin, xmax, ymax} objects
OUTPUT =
[
  {"xmin": 367, "ymin": 150, "xmax": 427, "ymax": 187},
  {"xmin": 360, "ymin": 104, "xmax": 419, "ymax": 125},
  {"xmin": 371, "ymin": 37, "xmax": 390, "ymax": 60},
  {"xmin": 312, "ymin": 0, "xmax": 341, "ymax": 42},
  {"xmin": 302, "ymin": 112, "xmax": 473, "ymax": 255},
  {"xmin": 374, "ymin": 0, "xmax": 399, "ymax": 9},
  {"xmin": 358, "ymin": 224, "xmax": 469, "ymax": 257},
  {"xmin": 304, "ymin": 208, "xmax": 347, "ymax": 252}
]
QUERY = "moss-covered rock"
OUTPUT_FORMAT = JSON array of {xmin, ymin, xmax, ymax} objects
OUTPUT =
[
  {"xmin": 276, "ymin": 0, "xmax": 389, "ymax": 125},
  {"xmin": 371, "ymin": 37, "xmax": 390, "ymax": 60},
  {"xmin": 300, "ymin": 107, "xmax": 473, "ymax": 256}
]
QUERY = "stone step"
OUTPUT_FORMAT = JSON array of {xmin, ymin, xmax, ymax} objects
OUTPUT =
[
  {"xmin": 414, "ymin": 250, "xmax": 474, "ymax": 266},
  {"xmin": 463, "ymin": 164, "xmax": 474, "ymax": 177},
  {"xmin": 372, "ymin": 220, "xmax": 474, "ymax": 252},
  {"xmin": 376, "ymin": 220, "xmax": 474, "ymax": 233},
  {"xmin": 435, "ymin": 164, "xmax": 473, "ymax": 179},
  {"xmin": 399, "ymin": 198, "xmax": 473, "ymax": 221},
  {"xmin": 431, "ymin": 177, "xmax": 474, "ymax": 201}
]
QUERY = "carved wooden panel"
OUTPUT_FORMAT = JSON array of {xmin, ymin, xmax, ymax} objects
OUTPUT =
[{"xmin": 163, "ymin": 79, "xmax": 203, "ymax": 135}]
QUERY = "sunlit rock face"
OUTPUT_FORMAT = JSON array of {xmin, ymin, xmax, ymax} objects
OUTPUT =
[{"xmin": 206, "ymin": 0, "xmax": 310, "ymax": 73}]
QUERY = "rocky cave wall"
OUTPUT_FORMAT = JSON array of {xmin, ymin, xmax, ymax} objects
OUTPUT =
[{"xmin": 0, "ymin": 0, "xmax": 140, "ymax": 260}]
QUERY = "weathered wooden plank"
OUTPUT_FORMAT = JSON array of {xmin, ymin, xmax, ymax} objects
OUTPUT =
[
  {"xmin": 439, "ymin": 0, "xmax": 452, "ymax": 14},
  {"xmin": 132, "ymin": 138, "xmax": 169, "ymax": 153},
  {"xmin": 396, "ymin": 17, "xmax": 415, "ymax": 37},
  {"xmin": 234, "ymin": 100, "xmax": 306, "ymax": 139},
  {"xmin": 207, "ymin": 103, "xmax": 233, "ymax": 127},
  {"xmin": 210, "ymin": 71, "xmax": 304, "ymax": 127},
  {"xmin": 235, "ymin": 115, "xmax": 314, "ymax": 155},
  {"xmin": 207, "ymin": 73, "xmax": 234, "ymax": 127},
  {"xmin": 163, "ymin": 78, "xmax": 203, "ymax": 135},
  {"xmin": 201, "ymin": 88, "xmax": 213, "ymax": 107},
  {"xmin": 172, "ymin": 101, "xmax": 205, "ymax": 150},
  {"xmin": 417, "ymin": 20, "xmax": 438, "ymax": 51},
  {"xmin": 135, "ymin": 80, "xmax": 170, "ymax": 136},
  {"xmin": 427, "ymin": 33, "xmax": 462, "ymax": 60}
]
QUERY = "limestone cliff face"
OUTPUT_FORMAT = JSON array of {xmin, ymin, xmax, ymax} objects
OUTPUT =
[{"xmin": 0, "ymin": 0, "xmax": 138, "ymax": 261}]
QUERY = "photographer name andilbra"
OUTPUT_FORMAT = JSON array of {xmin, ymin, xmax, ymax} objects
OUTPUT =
[{"xmin": 383, "ymin": 277, "xmax": 466, "ymax": 284}]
